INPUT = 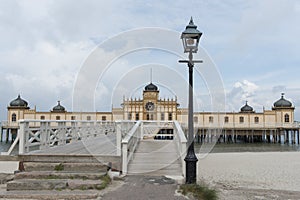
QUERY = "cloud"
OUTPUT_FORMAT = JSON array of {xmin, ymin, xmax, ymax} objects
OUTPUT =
[{"xmin": 226, "ymin": 80, "xmax": 259, "ymax": 111}]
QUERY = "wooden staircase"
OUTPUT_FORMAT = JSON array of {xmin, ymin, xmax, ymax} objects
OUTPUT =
[{"xmin": 127, "ymin": 140, "xmax": 183, "ymax": 176}]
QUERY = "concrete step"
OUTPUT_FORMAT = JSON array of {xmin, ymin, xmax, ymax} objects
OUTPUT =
[
  {"xmin": 131, "ymin": 153, "xmax": 180, "ymax": 163},
  {"xmin": 19, "ymin": 154, "xmax": 113, "ymax": 163},
  {"xmin": 23, "ymin": 162, "xmax": 109, "ymax": 172},
  {"xmin": 128, "ymin": 163, "xmax": 181, "ymax": 171},
  {"xmin": 128, "ymin": 169, "xmax": 182, "ymax": 176},
  {"xmin": 128, "ymin": 163, "xmax": 182, "ymax": 176},
  {"xmin": 0, "ymin": 189, "xmax": 100, "ymax": 199},
  {"xmin": 7, "ymin": 178, "xmax": 104, "ymax": 191},
  {"xmin": 14, "ymin": 171, "xmax": 107, "ymax": 180}
]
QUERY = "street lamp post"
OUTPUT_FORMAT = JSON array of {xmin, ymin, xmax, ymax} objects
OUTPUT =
[{"xmin": 179, "ymin": 17, "xmax": 203, "ymax": 184}]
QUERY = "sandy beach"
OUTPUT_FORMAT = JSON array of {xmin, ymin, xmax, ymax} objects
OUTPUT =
[{"xmin": 197, "ymin": 151, "xmax": 300, "ymax": 199}]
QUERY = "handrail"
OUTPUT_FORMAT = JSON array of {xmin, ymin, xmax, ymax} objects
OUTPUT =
[
  {"xmin": 173, "ymin": 121, "xmax": 187, "ymax": 176},
  {"xmin": 121, "ymin": 121, "xmax": 142, "ymax": 175},
  {"xmin": 0, "ymin": 134, "xmax": 19, "ymax": 155}
]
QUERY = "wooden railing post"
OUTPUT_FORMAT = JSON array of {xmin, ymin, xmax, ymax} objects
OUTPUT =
[
  {"xmin": 57, "ymin": 122, "xmax": 65, "ymax": 145},
  {"xmin": 18, "ymin": 120, "xmax": 26, "ymax": 154},
  {"xmin": 122, "ymin": 142, "xmax": 128, "ymax": 175},
  {"xmin": 40, "ymin": 122, "xmax": 47, "ymax": 150}
]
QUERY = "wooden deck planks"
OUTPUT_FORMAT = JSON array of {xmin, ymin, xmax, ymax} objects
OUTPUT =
[{"xmin": 28, "ymin": 134, "xmax": 117, "ymax": 155}]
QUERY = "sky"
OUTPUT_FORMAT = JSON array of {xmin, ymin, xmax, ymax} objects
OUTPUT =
[{"xmin": 1, "ymin": 0, "xmax": 300, "ymax": 121}]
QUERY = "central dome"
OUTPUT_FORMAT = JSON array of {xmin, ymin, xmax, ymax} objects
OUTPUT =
[{"xmin": 145, "ymin": 82, "xmax": 158, "ymax": 91}]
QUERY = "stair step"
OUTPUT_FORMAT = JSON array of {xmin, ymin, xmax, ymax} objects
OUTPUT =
[
  {"xmin": 127, "ymin": 140, "xmax": 183, "ymax": 176},
  {"xmin": 7, "ymin": 178, "xmax": 104, "ymax": 191},
  {"xmin": 23, "ymin": 162, "xmax": 108, "ymax": 172},
  {"xmin": 0, "ymin": 190, "xmax": 100, "ymax": 199},
  {"xmin": 128, "ymin": 168, "xmax": 182, "ymax": 176},
  {"xmin": 128, "ymin": 163, "xmax": 182, "ymax": 171},
  {"xmin": 14, "ymin": 171, "xmax": 107, "ymax": 180},
  {"xmin": 19, "ymin": 154, "xmax": 116, "ymax": 163},
  {"xmin": 131, "ymin": 153, "xmax": 180, "ymax": 163}
]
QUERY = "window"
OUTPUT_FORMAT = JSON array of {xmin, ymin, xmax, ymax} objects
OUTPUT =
[
  {"xmin": 102, "ymin": 116, "xmax": 107, "ymax": 121},
  {"xmin": 209, "ymin": 116, "xmax": 213, "ymax": 123},
  {"xmin": 254, "ymin": 117, "xmax": 259, "ymax": 123},
  {"xmin": 40, "ymin": 116, "xmax": 45, "ymax": 120},
  {"xmin": 11, "ymin": 113, "xmax": 17, "ymax": 122},
  {"xmin": 56, "ymin": 116, "xmax": 60, "ymax": 120},
  {"xmin": 193, "ymin": 116, "xmax": 198, "ymax": 123},
  {"xmin": 71, "ymin": 116, "xmax": 76, "ymax": 120},
  {"xmin": 224, "ymin": 116, "xmax": 229, "ymax": 123},
  {"xmin": 147, "ymin": 114, "xmax": 153, "ymax": 120},
  {"xmin": 239, "ymin": 116, "xmax": 244, "ymax": 123},
  {"xmin": 128, "ymin": 113, "xmax": 132, "ymax": 120},
  {"xmin": 135, "ymin": 113, "xmax": 139, "ymax": 121},
  {"xmin": 168, "ymin": 113, "xmax": 172, "ymax": 121},
  {"xmin": 161, "ymin": 113, "xmax": 165, "ymax": 121},
  {"xmin": 284, "ymin": 114, "xmax": 290, "ymax": 123},
  {"xmin": 87, "ymin": 116, "xmax": 91, "ymax": 121}
]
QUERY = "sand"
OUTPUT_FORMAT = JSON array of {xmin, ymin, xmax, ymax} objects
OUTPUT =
[{"xmin": 197, "ymin": 152, "xmax": 300, "ymax": 199}]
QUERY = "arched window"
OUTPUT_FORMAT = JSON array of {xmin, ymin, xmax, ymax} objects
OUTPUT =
[
  {"xmin": 11, "ymin": 113, "xmax": 17, "ymax": 122},
  {"xmin": 254, "ymin": 117, "xmax": 259, "ymax": 123},
  {"xmin": 135, "ymin": 113, "xmax": 139, "ymax": 121},
  {"xmin": 193, "ymin": 116, "xmax": 198, "ymax": 123},
  {"xmin": 209, "ymin": 116, "xmax": 213, "ymax": 123},
  {"xmin": 224, "ymin": 116, "xmax": 229, "ymax": 123},
  {"xmin": 284, "ymin": 114, "xmax": 290, "ymax": 123},
  {"xmin": 56, "ymin": 116, "xmax": 60, "ymax": 120},
  {"xmin": 239, "ymin": 116, "xmax": 244, "ymax": 123},
  {"xmin": 40, "ymin": 116, "xmax": 45, "ymax": 120},
  {"xmin": 161, "ymin": 113, "xmax": 164, "ymax": 121},
  {"xmin": 168, "ymin": 113, "xmax": 172, "ymax": 121}
]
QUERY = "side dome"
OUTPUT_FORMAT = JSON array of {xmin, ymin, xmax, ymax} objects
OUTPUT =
[
  {"xmin": 273, "ymin": 93, "xmax": 292, "ymax": 108},
  {"xmin": 9, "ymin": 95, "xmax": 29, "ymax": 108},
  {"xmin": 145, "ymin": 82, "xmax": 158, "ymax": 91},
  {"xmin": 52, "ymin": 101, "xmax": 66, "ymax": 112},
  {"xmin": 240, "ymin": 101, "xmax": 254, "ymax": 113}
]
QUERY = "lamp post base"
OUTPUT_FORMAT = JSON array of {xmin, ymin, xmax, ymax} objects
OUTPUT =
[{"xmin": 184, "ymin": 156, "xmax": 198, "ymax": 184}]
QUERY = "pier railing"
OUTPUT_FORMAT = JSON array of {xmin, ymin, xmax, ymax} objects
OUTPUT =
[
  {"xmin": 1, "ymin": 120, "xmax": 136, "ymax": 155},
  {"xmin": 19, "ymin": 120, "xmax": 119, "ymax": 154},
  {"xmin": 121, "ymin": 121, "xmax": 142, "ymax": 175}
]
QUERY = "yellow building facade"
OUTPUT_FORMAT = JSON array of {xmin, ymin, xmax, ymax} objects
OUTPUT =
[{"xmin": 1, "ymin": 82, "xmax": 298, "ymax": 143}]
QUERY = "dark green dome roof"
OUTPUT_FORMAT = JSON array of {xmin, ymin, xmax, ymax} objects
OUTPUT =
[
  {"xmin": 240, "ymin": 101, "xmax": 254, "ymax": 112},
  {"xmin": 52, "ymin": 101, "xmax": 66, "ymax": 112},
  {"xmin": 9, "ymin": 95, "xmax": 28, "ymax": 107},
  {"xmin": 274, "ymin": 93, "xmax": 292, "ymax": 108},
  {"xmin": 145, "ymin": 82, "xmax": 158, "ymax": 91}
]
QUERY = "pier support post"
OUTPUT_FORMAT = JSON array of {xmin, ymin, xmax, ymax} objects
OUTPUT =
[{"xmin": 270, "ymin": 130, "xmax": 273, "ymax": 143}]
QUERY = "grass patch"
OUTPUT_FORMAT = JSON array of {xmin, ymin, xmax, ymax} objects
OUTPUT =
[
  {"xmin": 180, "ymin": 184, "xmax": 218, "ymax": 200},
  {"xmin": 95, "ymin": 174, "xmax": 111, "ymax": 190},
  {"xmin": 54, "ymin": 163, "xmax": 64, "ymax": 171}
]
